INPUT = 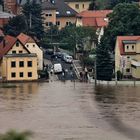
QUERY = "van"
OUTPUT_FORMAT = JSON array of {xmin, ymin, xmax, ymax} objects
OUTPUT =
[
  {"xmin": 53, "ymin": 63, "xmax": 62, "ymax": 73},
  {"xmin": 64, "ymin": 55, "xmax": 73, "ymax": 63}
]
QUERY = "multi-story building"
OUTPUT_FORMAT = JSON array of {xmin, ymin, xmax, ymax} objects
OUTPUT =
[
  {"xmin": 64, "ymin": 0, "xmax": 91, "ymax": 13},
  {"xmin": 115, "ymin": 36, "xmax": 140, "ymax": 79},
  {"xmin": 17, "ymin": 33, "xmax": 43, "ymax": 70},
  {"xmin": 0, "ymin": 35, "xmax": 38, "ymax": 81},
  {"xmin": 42, "ymin": 0, "xmax": 77, "ymax": 30}
]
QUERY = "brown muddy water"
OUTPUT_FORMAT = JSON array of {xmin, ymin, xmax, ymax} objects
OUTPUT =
[{"xmin": 0, "ymin": 81, "xmax": 140, "ymax": 140}]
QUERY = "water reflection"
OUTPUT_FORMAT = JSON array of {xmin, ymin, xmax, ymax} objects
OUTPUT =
[{"xmin": 94, "ymin": 85, "xmax": 140, "ymax": 140}]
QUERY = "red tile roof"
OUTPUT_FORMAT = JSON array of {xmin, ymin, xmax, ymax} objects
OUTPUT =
[
  {"xmin": 117, "ymin": 36, "xmax": 140, "ymax": 55},
  {"xmin": 17, "ymin": 33, "xmax": 35, "ymax": 45},
  {"xmin": 77, "ymin": 10, "xmax": 112, "ymax": 27},
  {"xmin": 0, "ymin": 35, "xmax": 17, "ymax": 58}
]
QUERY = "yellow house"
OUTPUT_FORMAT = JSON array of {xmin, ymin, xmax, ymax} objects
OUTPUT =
[
  {"xmin": 115, "ymin": 36, "xmax": 140, "ymax": 79},
  {"xmin": 64, "ymin": 0, "xmax": 91, "ymax": 13},
  {"xmin": 0, "ymin": 35, "xmax": 38, "ymax": 81},
  {"xmin": 17, "ymin": 33, "xmax": 43, "ymax": 70}
]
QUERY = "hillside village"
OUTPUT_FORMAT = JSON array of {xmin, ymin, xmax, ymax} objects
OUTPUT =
[{"xmin": 0, "ymin": 0, "xmax": 140, "ymax": 81}]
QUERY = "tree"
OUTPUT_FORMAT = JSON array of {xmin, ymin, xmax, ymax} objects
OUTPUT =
[
  {"xmin": 3, "ymin": 15, "xmax": 28, "ymax": 36},
  {"xmin": 22, "ymin": 0, "xmax": 44, "ymax": 39},
  {"xmin": 89, "ymin": 0, "xmax": 99, "ymax": 10},
  {"xmin": 96, "ymin": 41, "xmax": 113, "ymax": 81},
  {"xmin": 59, "ymin": 25, "xmax": 97, "ymax": 52},
  {"xmin": 0, "ymin": 130, "xmax": 32, "ymax": 140},
  {"xmin": 103, "ymin": 3, "xmax": 140, "ymax": 51}
]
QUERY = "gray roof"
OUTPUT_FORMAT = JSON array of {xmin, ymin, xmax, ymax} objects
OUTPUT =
[
  {"xmin": 64, "ymin": 0, "xmax": 90, "ymax": 2},
  {"xmin": 41, "ymin": 1, "xmax": 56, "ymax": 10},
  {"xmin": 122, "ymin": 40, "xmax": 136, "ymax": 44},
  {"xmin": 18, "ymin": 0, "xmax": 42, "ymax": 5},
  {"xmin": 0, "ymin": 11, "xmax": 15, "ymax": 18}
]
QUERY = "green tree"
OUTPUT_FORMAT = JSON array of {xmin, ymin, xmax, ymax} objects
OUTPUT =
[
  {"xmin": 103, "ymin": 3, "xmax": 140, "ymax": 51},
  {"xmin": 89, "ymin": 0, "xmax": 99, "ymax": 10},
  {"xmin": 22, "ymin": 0, "xmax": 44, "ymax": 39},
  {"xmin": 0, "ymin": 130, "xmax": 32, "ymax": 140},
  {"xmin": 59, "ymin": 25, "xmax": 97, "ymax": 52},
  {"xmin": 3, "ymin": 15, "xmax": 28, "ymax": 36},
  {"xmin": 96, "ymin": 41, "xmax": 113, "ymax": 81}
]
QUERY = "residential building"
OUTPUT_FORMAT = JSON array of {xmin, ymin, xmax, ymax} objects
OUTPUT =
[
  {"xmin": 115, "ymin": 36, "xmax": 140, "ymax": 79},
  {"xmin": 42, "ymin": 0, "xmax": 77, "ymax": 30},
  {"xmin": 17, "ymin": 33, "xmax": 43, "ymax": 70},
  {"xmin": 64, "ymin": 0, "xmax": 91, "ymax": 13},
  {"xmin": 0, "ymin": 35, "xmax": 38, "ymax": 81},
  {"xmin": 0, "ymin": 11, "xmax": 15, "ymax": 28},
  {"xmin": 76, "ymin": 10, "xmax": 112, "ymax": 43}
]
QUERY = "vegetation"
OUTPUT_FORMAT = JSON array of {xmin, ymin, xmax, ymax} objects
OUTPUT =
[
  {"xmin": 0, "ymin": 130, "xmax": 32, "ymax": 140},
  {"xmin": 3, "ymin": 15, "xmax": 28, "ymax": 36},
  {"xmin": 102, "ymin": 3, "xmax": 140, "ymax": 51},
  {"xmin": 22, "ymin": 0, "xmax": 44, "ymax": 39}
]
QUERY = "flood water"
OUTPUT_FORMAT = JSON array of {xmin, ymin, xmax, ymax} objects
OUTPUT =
[{"xmin": 0, "ymin": 81, "xmax": 140, "ymax": 140}]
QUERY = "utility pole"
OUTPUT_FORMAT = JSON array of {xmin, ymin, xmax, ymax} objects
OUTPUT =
[
  {"xmin": 29, "ymin": 12, "xmax": 32, "ymax": 29},
  {"xmin": 94, "ymin": 41, "xmax": 97, "ymax": 86}
]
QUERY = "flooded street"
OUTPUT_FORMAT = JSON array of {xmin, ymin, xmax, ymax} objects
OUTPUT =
[{"xmin": 0, "ymin": 81, "xmax": 140, "ymax": 140}]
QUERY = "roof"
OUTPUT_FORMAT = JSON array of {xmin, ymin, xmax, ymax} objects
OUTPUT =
[
  {"xmin": 0, "ymin": 35, "xmax": 17, "ymax": 58},
  {"xmin": 17, "ymin": 33, "xmax": 35, "ymax": 45},
  {"xmin": 116, "ymin": 36, "xmax": 140, "ymax": 55},
  {"xmin": 64, "ymin": 0, "xmax": 90, "ymax": 2},
  {"xmin": 41, "ymin": 1, "xmax": 56, "ymax": 10},
  {"xmin": 77, "ymin": 10, "xmax": 112, "ymax": 27},
  {"xmin": 0, "ymin": 11, "xmax": 15, "ymax": 19},
  {"xmin": 42, "ymin": 0, "xmax": 77, "ymax": 17}
]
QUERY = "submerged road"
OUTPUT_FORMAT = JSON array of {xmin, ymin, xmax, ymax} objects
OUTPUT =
[{"xmin": 0, "ymin": 81, "xmax": 140, "ymax": 140}]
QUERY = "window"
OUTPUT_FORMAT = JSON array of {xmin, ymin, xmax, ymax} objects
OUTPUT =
[
  {"xmin": 28, "ymin": 72, "xmax": 32, "ymax": 77},
  {"xmin": 19, "ymin": 61, "xmax": 24, "ymax": 67},
  {"xmin": 46, "ymin": 14, "xmax": 48, "ymax": 16},
  {"xmin": 27, "ymin": 45, "xmax": 29, "ymax": 47},
  {"xmin": 16, "ymin": 42, "xmax": 19, "ymax": 47},
  {"xmin": 75, "ymin": 4, "xmax": 79, "ymax": 9},
  {"xmin": 83, "ymin": 4, "xmax": 84, "ymax": 8},
  {"xmin": 19, "ymin": 51, "xmax": 23, "ymax": 53},
  {"xmin": 11, "ymin": 72, "xmax": 16, "ymax": 78},
  {"xmin": 66, "ymin": 22, "xmax": 71, "ymax": 26},
  {"xmin": 11, "ymin": 61, "xmax": 16, "ymax": 67},
  {"xmin": 33, "ymin": 44, "xmax": 35, "ymax": 47},
  {"xmin": 56, "ymin": 11, "xmax": 59, "ymax": 15},
  {"xmin": 132, "ymin": 45, "xmax": 134, "ymax": 50},
  {"xmin": 49, "ymin": 14, "xmax": 52, "ymax": 16},
  {"xmin": 19, "ymin": 72, "xmax": 23, "ymax": 77},
  {"xmin": 126, "ymin": 68, "xmax": 130, "ymax": 72},
  {"xmin": 126, "ymin": 45, "xmax": 129, "ymax": 49},
  {"xmin": 46, "ymin": 22, "xmax": 53, "ymax": 26},
  {"xmin": 28, "ymin": 61, "xmax": 32, "ymax": 67},
  {"xmin": 12, "ymin": 50, "xmax": 16, "ymax": 54},
  {"xmin": 66, "ymin": 11, "xmax": 71, "ymax": 14},
  {"xmin": 56, "ymin": 21, "xmax": 60, "ymax": 26}
]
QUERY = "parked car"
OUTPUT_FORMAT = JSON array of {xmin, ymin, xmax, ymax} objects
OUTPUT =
[
  {"xmin": 53, "ymin": 63, "xmax": 62, "ymax": 73},
  {"xmin": 64, "ymin": 55, "xmax": 73, "ymax": 63}
]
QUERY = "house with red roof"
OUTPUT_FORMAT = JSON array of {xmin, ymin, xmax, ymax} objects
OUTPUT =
[
  {"xmin": 17, "ymin": 33, "xmax": 43, "ymax": 70},
  {"xmin": 115, "ymin": 36, "xmax": 140, "ymax": 79},
  {"xmin": 0, "ymin": 35, "xmax": 38, "ymax": 81},
  {"xmin": 76, "ymin": 10, "xmax": 112, "ymax": 42}
]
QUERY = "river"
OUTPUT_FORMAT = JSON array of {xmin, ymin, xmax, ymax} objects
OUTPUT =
[{"xmin": 0, "ymin": 81, "xmax": 140, "ymax": 140}]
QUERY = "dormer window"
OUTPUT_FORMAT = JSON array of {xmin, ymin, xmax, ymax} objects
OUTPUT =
[
  {"xmin": 56, "ymin": 11, "xmax": 59, "ymax": 15},
  {"xmin": 66, "ymin": 11, "xmax": 71, "ymax": 14}
]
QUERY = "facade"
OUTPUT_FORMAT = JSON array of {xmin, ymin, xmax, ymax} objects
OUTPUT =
[
  {"xmin": 76, "ymin": 10, "xmax": 112, "ymax": 43},
  {"xmin": 0, "ymin": 35, "xmax": 38, "ymax": 81},
  {"xmin": 115, "ymin": 36, "xmax": 140, "ymax": 79},
  {"xmin": 17, "ymin": 33, "xmax": 43, "ymax": 70},
  {"xmin": 64, "ymin": 0, "xmax": 91, "ymax": 13}
]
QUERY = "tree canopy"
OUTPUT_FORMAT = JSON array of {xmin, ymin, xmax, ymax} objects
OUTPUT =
[
  {"xmin": 22, "ymin": 0, "xmax": 44, "ymax": 39},
  {"xmin": 102, "ymin": 3, "xmax": 140, "ymax": 51},
  {"xmin": 3, "ymin": 15, "xmax": 28, "ymax": 36}
]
